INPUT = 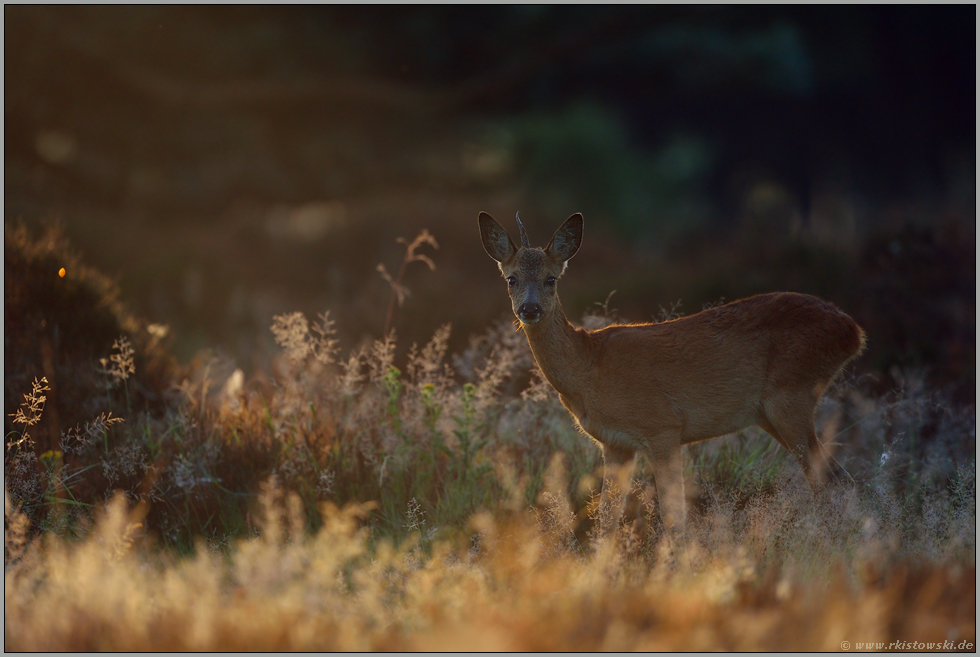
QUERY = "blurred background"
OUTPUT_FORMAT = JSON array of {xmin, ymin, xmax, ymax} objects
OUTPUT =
[{"xmin": 5, "ymin": 6, "xmax": 975, "ymax": 399}]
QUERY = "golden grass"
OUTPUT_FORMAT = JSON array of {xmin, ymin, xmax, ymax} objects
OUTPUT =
[
  {"xmin": 4, "ymin": 230, "xmax": 975, "ymax": 650},
  {"xmin": 5, "ymin": 468, "xmax": 975, "ymax": 652}
]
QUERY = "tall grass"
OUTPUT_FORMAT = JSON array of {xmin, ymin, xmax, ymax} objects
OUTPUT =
[
  {"xmin": 4, "ymin": 466, "xmax": 975, "ymax": 650},
  {"xmin": 4, "ymin": 278, "xmax": 976, "ymax": 649}
]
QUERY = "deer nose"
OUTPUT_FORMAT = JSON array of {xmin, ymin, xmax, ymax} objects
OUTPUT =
[{"xmin": 518, "ymin": 302, "xmax": 542, "ymax": 323}]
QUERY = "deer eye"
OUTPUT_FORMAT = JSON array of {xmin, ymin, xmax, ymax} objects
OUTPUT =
[
  {"xmin": 545, "ymin": 276, "xmax": 556, "ymax": 287},
  {"xmin": 507, "ymin": 276, "xmax": 518, "ymax": 289}
]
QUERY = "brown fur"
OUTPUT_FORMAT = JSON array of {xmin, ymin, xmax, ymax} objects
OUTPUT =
[{"xmin": 479, "ymin": 212, "xmax": 866, "ymax": 533}]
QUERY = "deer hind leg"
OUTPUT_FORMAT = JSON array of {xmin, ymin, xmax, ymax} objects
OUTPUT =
[
  {"xmin": 597, "ymin": 443, "xmax": 636, "ymax": 535},
  {"xmin": 760, "ymin": 392, "xmax": 827, "ymax": 489}
]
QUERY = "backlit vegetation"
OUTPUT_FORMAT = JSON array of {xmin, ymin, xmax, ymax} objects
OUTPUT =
[{"xmin": 4, "ymin": 227, "xmax": 975, "ymax": 650}]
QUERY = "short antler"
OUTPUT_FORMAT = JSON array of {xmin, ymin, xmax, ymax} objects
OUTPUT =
[{"xmin": 515, "ymin": 212, "xmax": 531, "ymax": 248}]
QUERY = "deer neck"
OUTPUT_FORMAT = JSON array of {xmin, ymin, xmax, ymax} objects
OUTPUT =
[{"xmin": 522, "ymin": 302, "xmax": 593, "ymax": 398}]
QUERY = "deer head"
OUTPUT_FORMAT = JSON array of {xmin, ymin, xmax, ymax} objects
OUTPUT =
[{"xmin": 478, "ymin": 212, "xmax": 583, "ymax": 325}]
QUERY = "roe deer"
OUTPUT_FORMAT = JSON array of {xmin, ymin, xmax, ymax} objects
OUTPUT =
[{"xmin": 478, "ymin": 211, "xmax": 866, "ymax": 533}]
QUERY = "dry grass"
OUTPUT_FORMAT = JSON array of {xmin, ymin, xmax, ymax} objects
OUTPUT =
[
  {"xmin": 4, "ymin": 260, "xmax": 976, "ymax": 650},
  {"xmin": 4, "ymin": 476, "xmax": 975, "ymax": 651}
]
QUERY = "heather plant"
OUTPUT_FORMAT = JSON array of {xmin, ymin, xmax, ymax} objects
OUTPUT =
[{"xmin": 4, "ymin": 224, "xmax": 176, "ymax": 454}]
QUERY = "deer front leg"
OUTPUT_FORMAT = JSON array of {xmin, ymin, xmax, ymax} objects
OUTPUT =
[
  {"xmin": 648, "ymin": 438, "xmax": 686, "ymax": 535},
  {"xmin": 597, "ymin": 443, "xmax": 636, "ymax": 536}
]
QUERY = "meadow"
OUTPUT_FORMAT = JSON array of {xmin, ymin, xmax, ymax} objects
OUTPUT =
[
  {"xmin": 4, "ymin": 224, "xmax": 975, "ymax": 651},
  {"xmin": 3, "ymin": 9, "xmax": 975, "ymax": 648}
]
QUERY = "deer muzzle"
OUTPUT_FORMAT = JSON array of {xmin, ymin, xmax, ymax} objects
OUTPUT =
[{"xmin": 518, "ymin": 302, "xmax": 543, "ymax": 324}]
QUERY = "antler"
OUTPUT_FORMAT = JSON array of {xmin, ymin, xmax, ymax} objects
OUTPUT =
[{"xmin": 515, "ymin": 212, "xmax": 531, "ymax": 248}]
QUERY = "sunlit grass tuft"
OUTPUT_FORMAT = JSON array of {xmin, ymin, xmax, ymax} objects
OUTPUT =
[{"xmin": 5, "ymin": 476, "xmax": 975, "ymax": 651}]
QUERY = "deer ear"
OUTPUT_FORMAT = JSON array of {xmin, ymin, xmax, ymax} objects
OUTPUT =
[
  {"xmin": 545, "ymin": 213, "xmax": 583, "ymax": 263},
  {"xmin": 479, "ymin": 212, "xmax": 517, "ymax": 264}
]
